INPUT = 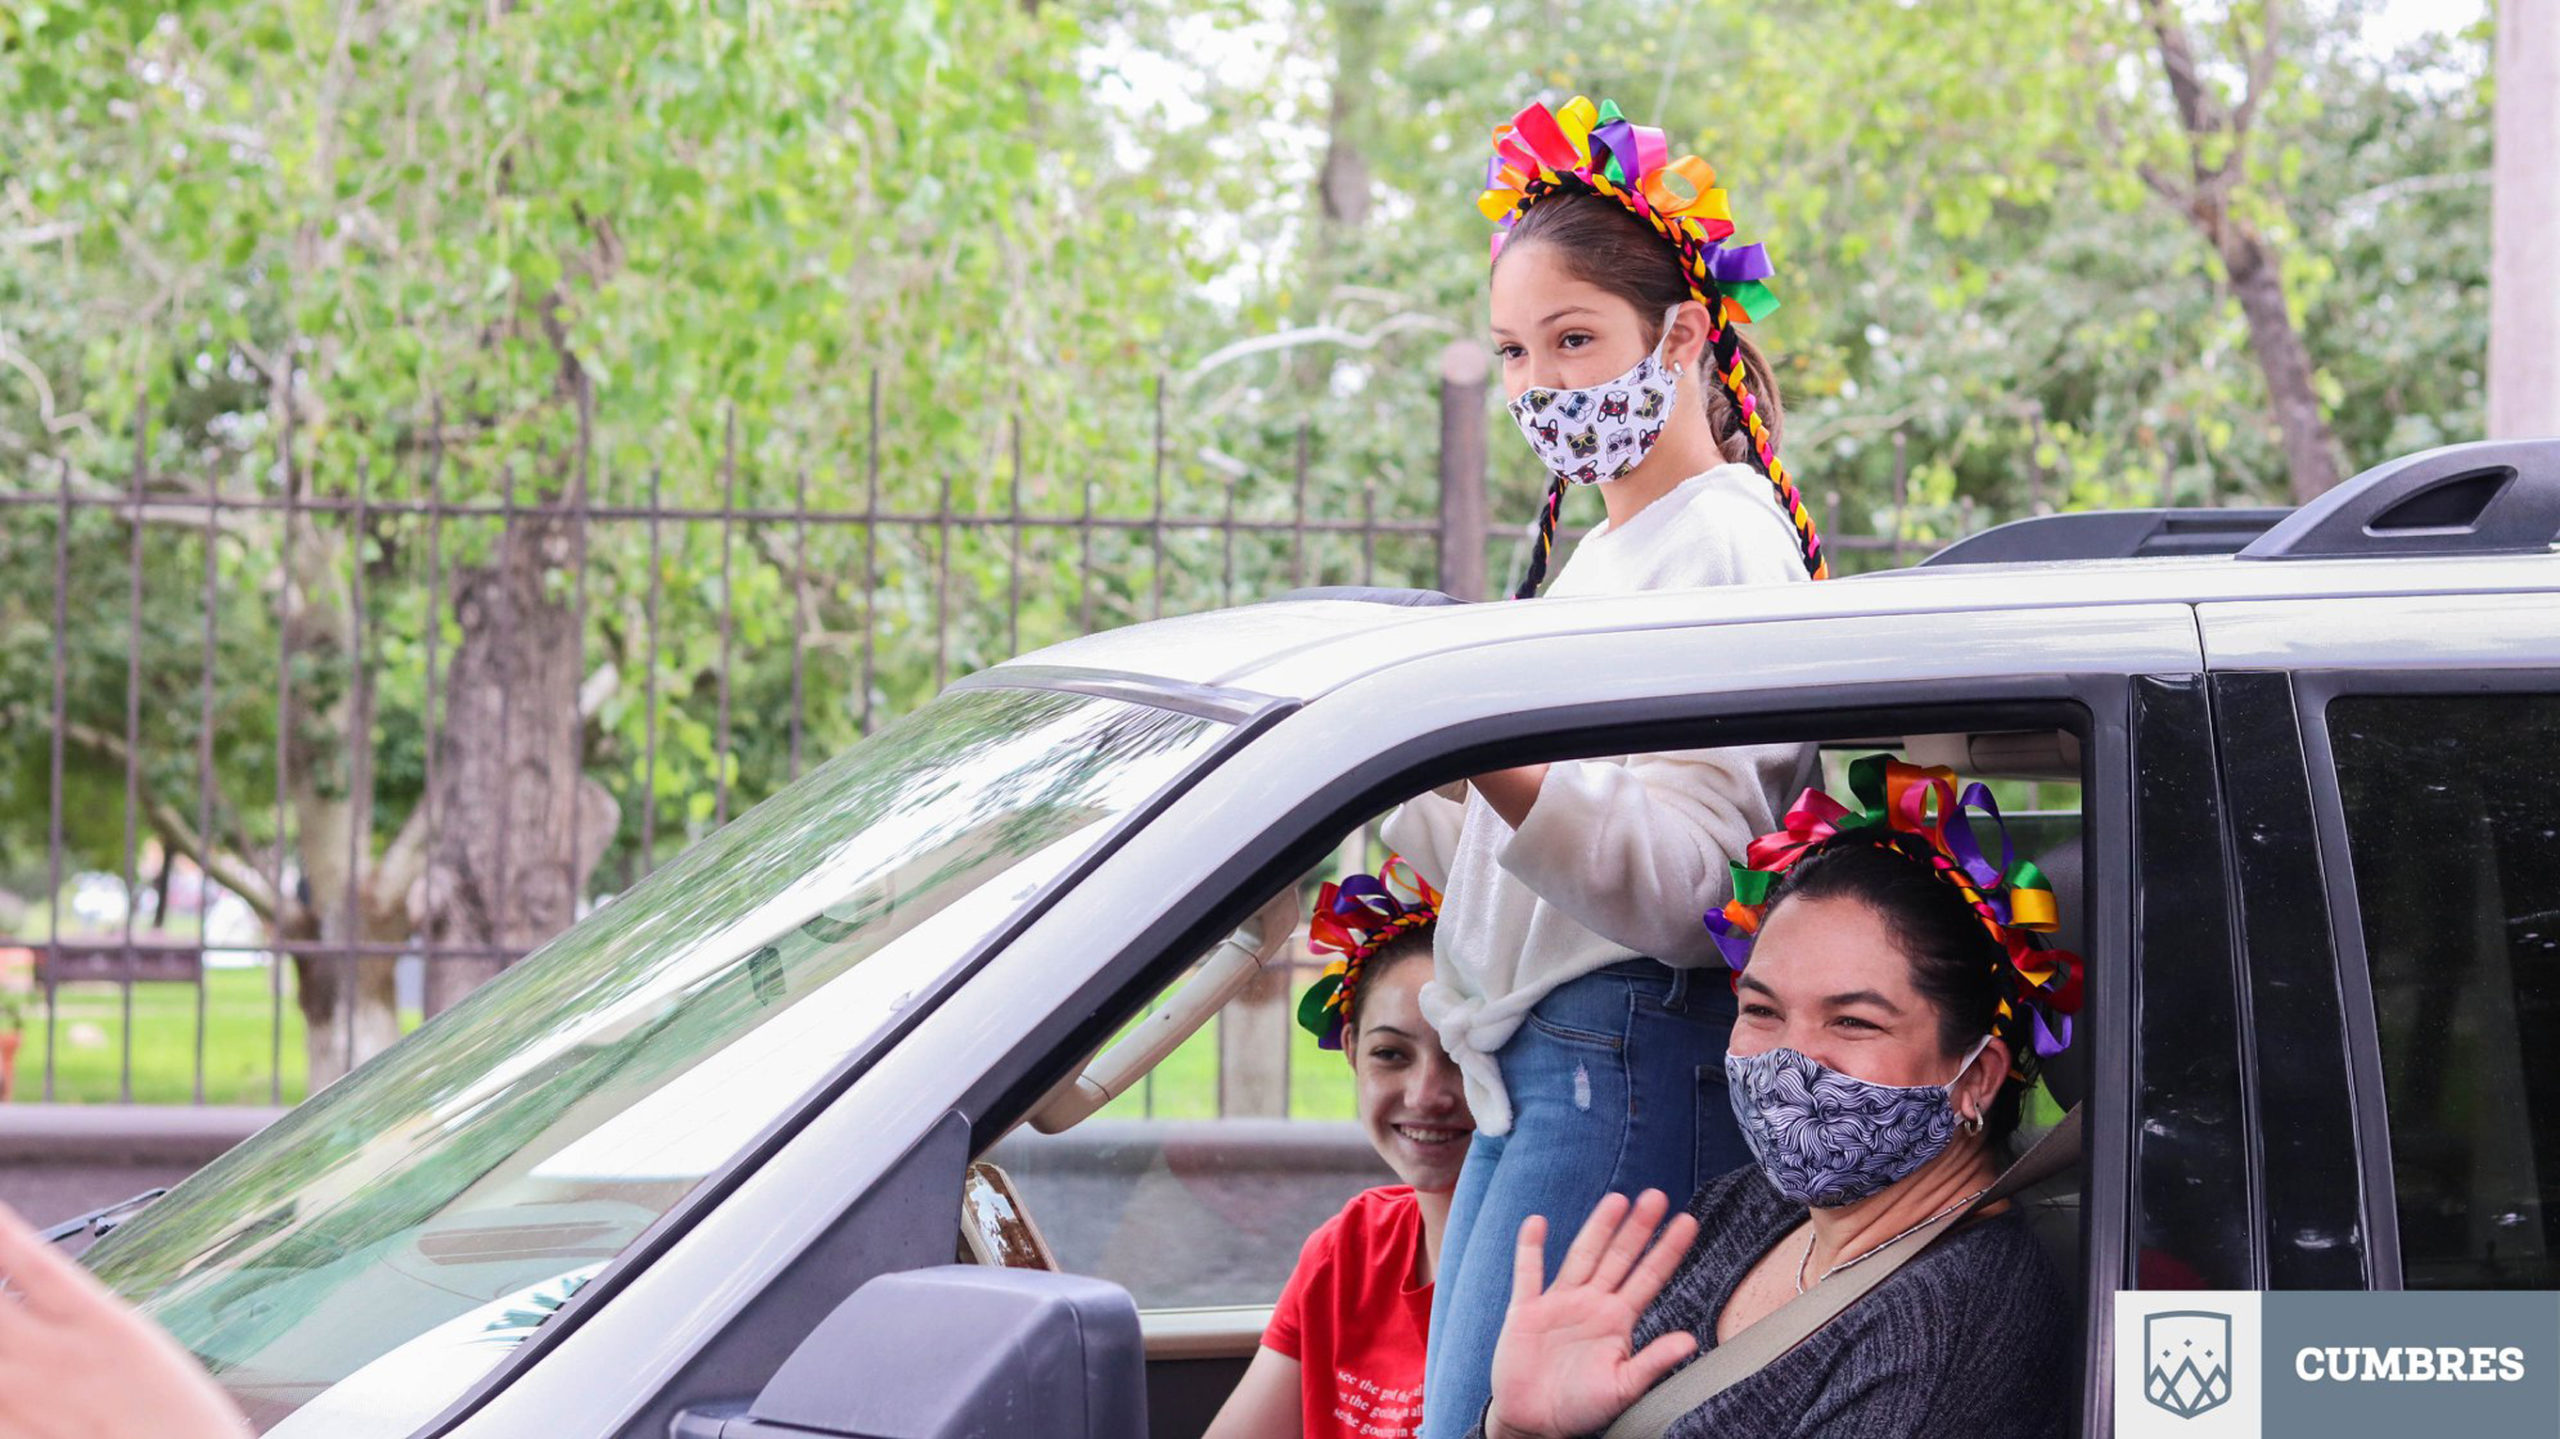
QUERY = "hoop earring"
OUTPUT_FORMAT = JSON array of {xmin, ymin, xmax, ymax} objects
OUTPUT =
[{"xmin": 1958, "ymin": 1112, "xmax": 1984, "ymax": 1136}]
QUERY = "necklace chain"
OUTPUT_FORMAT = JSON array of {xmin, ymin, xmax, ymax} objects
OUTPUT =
[{"xmin": 1793, "ymin": 1182, "xmax": 1995, "ymax": 1296}]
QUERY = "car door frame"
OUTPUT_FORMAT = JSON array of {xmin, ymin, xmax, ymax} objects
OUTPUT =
[
  {"xmin": 2202, "ymin": 588, "xmax": 2560, "ymax": 1299},
  {"xmin": 937, "ymin": 607, "xmax": 2196, "ymax": 1439}
]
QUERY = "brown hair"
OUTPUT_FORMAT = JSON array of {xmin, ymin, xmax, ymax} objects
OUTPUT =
[
  {"xmin": 1496, "ymin": 190, "xmax": 1820, "ymax": 596},
  {"xmin": 1344, "ymin": 930, "xmax": 1435, "ymax": 1041},
  {"xmin": 1762, "ymin": 836, "xmax": 2042, "ymax": 1145}
]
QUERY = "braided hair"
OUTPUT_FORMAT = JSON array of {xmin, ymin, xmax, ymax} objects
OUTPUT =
[
  {"xmin": 1513, "ymin": 478, "xmax": 1570, "ymax": 600},
  {"xmin": 1497, "ymin": 191, "xmax": 1827, "ymax": 597}
]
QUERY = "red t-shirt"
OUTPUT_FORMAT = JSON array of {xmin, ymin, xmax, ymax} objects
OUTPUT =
[{"xmin": 1264, "ymin": 1185, "xmax": 1433, "ymax": 1439}]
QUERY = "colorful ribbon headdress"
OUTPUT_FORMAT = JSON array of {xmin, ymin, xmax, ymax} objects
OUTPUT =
[
  {"xmin": 1702, "ymin": 755, "xmax": 2085, "ymax": 1073},
  {"xmin": 1479, "ymin": 95, "xmax": 1828, "ymax": 595},
  {"xmin": 1296, "ymin": 858, "xmax": 1441, "ymax": 1051},
  {"xmin": 1480, "ymin": 96, "xmax": 1779, "ymax": 327}
]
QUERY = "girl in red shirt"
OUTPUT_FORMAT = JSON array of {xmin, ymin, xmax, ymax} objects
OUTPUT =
[{"xmin": 1207, "ymin": 862, "xmax": 1473, "ymax": 1439}]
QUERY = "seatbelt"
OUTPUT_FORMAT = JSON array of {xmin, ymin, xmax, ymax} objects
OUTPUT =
[{"xmin": 1599, "ymin": 1105, "xmax": 2083, "ymax": 1439}]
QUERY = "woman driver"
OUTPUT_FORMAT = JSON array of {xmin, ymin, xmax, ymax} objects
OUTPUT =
[{"xmin": 1475, "ymin": 758, "xmax": 2083, "ymax": 1439}]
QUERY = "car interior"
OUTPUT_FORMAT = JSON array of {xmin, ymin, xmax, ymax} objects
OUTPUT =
[{"xmin": 957, "ymin": 721, "xmax": 2093, "ymax": 1439}]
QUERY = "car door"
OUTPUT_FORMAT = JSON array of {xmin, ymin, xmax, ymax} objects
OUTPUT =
[
  {"xmin": 2201, "ymin": 586, "xmax": 2560, "ymax": 1300},
  {"xmin": 925, "ymin": 602, "xmax": 2197, "ymax": 1438}
]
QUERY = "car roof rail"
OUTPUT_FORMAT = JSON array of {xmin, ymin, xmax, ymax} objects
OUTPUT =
[
  {"xmin": 2237, "ymin": 438, "xmax": 2560, "ymax": 561},
  {"xmin": 1917, "ymin": 508, "xmax": 2288, "ymax": 568}
]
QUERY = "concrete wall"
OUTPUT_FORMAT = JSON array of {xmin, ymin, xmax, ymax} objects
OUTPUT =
[{"xmin": 0, "ymin": 1105, "xmax": 285, "ymax": 1254}]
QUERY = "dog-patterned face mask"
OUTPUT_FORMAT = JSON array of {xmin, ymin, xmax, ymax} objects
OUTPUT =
[{"xmin": 1505, "ymin": 308, "xmax": 1682, "ymax": 486}]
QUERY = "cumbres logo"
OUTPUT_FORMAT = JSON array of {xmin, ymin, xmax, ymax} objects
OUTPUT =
[{"xmin": 2145, "ymin": 1311, "xmax": 2235, "ymax": 1419}]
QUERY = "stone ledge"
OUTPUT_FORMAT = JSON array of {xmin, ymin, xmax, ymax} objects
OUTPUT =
[{"xmin": 0, "ymin": 1104, "xmax": 287, "ymax": 1165}]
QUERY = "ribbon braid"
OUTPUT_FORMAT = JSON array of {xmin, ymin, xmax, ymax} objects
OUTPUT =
[
  {"xmin": 1298, "ymin": 858, "xmax": 1443, "ymax": 1050},
  {"xmin": 1512, "ymin": 475, "xmax": 1570, "ymax": 599},
  {"xmin": 1708, "ymin": 324, "xmax": 1828, "ymax": 581}
]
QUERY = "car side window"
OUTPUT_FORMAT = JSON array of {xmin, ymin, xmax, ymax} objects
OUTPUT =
[
  {"xmin": 2330, "ymin": 692, "xmax": 2560, "ymax": 1288},
  {"xmin": 990, "ymin": 736, "xmax": 2093, "ymax": 1316}
]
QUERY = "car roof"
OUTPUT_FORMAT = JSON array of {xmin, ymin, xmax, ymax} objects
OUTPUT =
[{"xmin": 990, "ymin": 550, "xmax": 2560, "ymax": 705}]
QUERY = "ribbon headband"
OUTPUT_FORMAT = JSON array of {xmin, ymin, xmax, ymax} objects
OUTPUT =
[
  {"xmin": 1296, "ymin": 857, "xmax": 1440, "ymax": 1051},
  {"xmin": 1702, "ymin": 755, "xmax": 2085, "ymax": 1071},
  {"xmin": 1478, "ymin": 95, "xmax": 1779, "ymax": 329}
]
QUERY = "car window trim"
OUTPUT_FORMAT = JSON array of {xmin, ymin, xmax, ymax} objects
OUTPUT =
[
  {"xmin": 2292, "ymin": 666, "xmax": 2560, "ymax": 1293},
  {"xmin": 2128, "ymin": 674, "xmax": 2264, "ymax": 1293},
  {"xmin": 2209, "ymin": 671, "xmax": 2369, "ymax": 1289},
  {"xmin": 411, "ymin": 688, "xmax": 1297, "ymax": 1439}
]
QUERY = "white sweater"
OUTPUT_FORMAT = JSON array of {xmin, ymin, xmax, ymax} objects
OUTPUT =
[{"xmin": 1380, "ymin": 464, "xmax": 1815, "ymax": 1135}]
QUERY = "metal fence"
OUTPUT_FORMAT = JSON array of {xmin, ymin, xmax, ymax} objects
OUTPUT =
[{"xmin": 0, "ymin": 352, "xmax": 1945, "ymax": 1112}]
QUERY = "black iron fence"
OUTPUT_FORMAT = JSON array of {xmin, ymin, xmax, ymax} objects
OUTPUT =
[{"xmin": 0, "ymin": 353, "xmax": 1944, "ymax": 1110}]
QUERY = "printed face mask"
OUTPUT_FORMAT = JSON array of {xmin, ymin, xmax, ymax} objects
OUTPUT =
[
  {"xmin": 1724, "ymin": 1035, "xmax": 1994, "ymax": 1208},
  {"xmin": 1505, "ymin": 310, "xmax": 1682, "ymax": 486}
]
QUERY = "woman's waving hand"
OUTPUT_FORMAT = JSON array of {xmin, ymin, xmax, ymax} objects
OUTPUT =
[{"xmin": 1483, "ymin": 1190, "xmax": 1699, "ymax": 1439}]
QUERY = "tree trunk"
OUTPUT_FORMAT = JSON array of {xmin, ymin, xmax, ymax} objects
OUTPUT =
[
  {"xmin": 2218, "ymin": 222, "xmax": 2345, "ymax": 502},
  {"xmin": 416, "ymin": 506, "xmax": 617, "ymax": 1017},
  {"xmin": 277, "ymin": 517, "xmax": 409, "ymax": 1090},
  {"xmin": 1316, "ymin": 0, "xmax": 1380, "ymax": 231},
  {"xmin": 2136, "ymin": 0, "xmax": 2345, "ymax": 504},
  {"xmin": 2490, "ymin": 0, "xmax": 2560, "ymax": 437},
  {"xmin": 286, "ymin": 886, "xmax": 404, "ymax": 1091}
]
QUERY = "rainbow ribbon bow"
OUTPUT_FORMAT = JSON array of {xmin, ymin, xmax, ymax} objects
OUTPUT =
[
  {"xmin": 1477, "ymin": 95, "xmax": 1779, "ymax": 328},
  {"xmin": 1297, "ymin": 858, "xmax": 1441, "ymax": 1050}
]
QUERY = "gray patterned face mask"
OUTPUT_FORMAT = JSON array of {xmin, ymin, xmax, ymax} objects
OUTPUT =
[
  {"xmin": 1505, "ymin": 309, "xmax": 1682, "ymax": 486},
  {"xmin": 1724, "ymin": 1035, "xmax": 1993, "ymax": 1208}
]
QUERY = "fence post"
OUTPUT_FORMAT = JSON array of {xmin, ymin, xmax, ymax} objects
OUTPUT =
[
  {"xmin": 1220, "ymin": 963, "xmax": 1294, "ymax": 1119},
  {"xmin": 1436, "ymin": 340, "xmax": 1490, "ymax": 602}
]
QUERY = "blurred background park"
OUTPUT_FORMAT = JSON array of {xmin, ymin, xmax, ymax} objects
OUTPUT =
[{"xmin": 0, "ymin": 0, "xmax": 2527, "ymax": 1110}]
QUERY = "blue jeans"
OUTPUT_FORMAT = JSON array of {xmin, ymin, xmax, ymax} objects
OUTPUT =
[{"xmin": 1418, "ymin": 959, "xmax": 1749, "ymax": 1439}]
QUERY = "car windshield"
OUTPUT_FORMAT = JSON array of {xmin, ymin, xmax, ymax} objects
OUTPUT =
[{"xmin": 79, "ymin": 683, "xmax": 1230, "ymax": 1435}]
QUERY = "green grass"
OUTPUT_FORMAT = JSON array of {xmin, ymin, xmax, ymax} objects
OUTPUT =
[
  {"xmin": 7, "ymin": 966, "xmax": 309, "ymax": 1105},
  {"xmin": 1096, "ymin": 1011, "xmax": 1360, "ymax": 1123}
]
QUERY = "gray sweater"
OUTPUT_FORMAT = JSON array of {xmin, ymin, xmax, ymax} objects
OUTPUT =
[{"xmin": 1475, "ymin": 1165, "xmax": 2071, "ymax": 1438}]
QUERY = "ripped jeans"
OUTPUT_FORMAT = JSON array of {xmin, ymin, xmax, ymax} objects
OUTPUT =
[{"xmin": 1417, "ymin": 958, "xmax": 1747, "ymax": 1439}]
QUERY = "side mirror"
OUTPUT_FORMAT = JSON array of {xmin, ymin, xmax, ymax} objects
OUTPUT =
[{"xmin": 670, "ymin": 1267, "xmax": 1146, "ymax": 1438}]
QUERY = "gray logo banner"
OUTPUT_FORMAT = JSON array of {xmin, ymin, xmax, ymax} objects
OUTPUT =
[{"xmin": 2262, "ymin": 1291, "xmax": 2559, "ymax": 1434}]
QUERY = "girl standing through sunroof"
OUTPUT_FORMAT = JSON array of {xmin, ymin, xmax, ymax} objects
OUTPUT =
[{"xmin": 1387, "ymin": 95, "xmax": 1824, "ymax": 1439}]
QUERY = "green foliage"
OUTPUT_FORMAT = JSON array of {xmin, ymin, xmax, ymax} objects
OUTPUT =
[
  {"xmin": 1097, "ymin": 0, "xmax": 2488, "ymax": 566},
  {"xmin": 0, "ymin": 0, "xmax": 2492, "ymax": 952}
]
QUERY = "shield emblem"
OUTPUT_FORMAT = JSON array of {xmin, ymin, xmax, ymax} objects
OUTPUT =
[{"xmin": 2143, "ymin": 1310, "xmax": 2233, "ymax": 1418}]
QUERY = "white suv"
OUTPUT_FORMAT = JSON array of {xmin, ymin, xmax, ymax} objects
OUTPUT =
[{"xmin": 74, "ymin": 439, "xmax": 2560, "ymax": 1438}]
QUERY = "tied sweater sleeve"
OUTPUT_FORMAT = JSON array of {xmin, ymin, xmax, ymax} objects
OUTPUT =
[{"xmin": 1404, "ymin": 466, "xmax": 1821, "ymax": 1133}]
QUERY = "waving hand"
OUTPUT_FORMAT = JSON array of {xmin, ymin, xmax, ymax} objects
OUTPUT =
[{"xmin": 1483, "ymin": 1189, "xmax": 1700, "ymax": 1439}]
